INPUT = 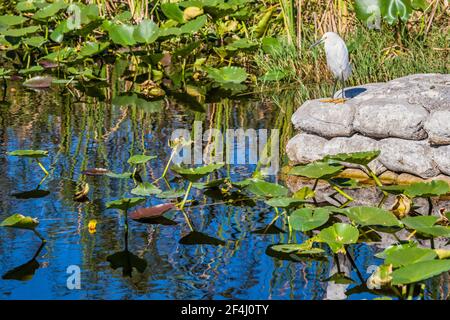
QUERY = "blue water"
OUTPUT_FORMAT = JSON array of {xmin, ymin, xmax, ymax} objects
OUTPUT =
[{"xmin": 0, "ymin": 85, "xmax": 441, "ymax": 300}]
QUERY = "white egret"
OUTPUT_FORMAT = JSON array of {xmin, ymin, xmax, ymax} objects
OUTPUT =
[{"xmin": 310, "ymin": 32, "xmax": 352, "ymax": 102}]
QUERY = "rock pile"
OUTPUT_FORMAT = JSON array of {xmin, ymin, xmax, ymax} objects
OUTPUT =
[{"xmin": 286, "ymin": 74, "xmax": 450, "ymax": 180}]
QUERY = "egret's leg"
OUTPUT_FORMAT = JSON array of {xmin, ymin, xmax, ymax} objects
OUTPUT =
[{"xmin": 331, "ymin": 78, "xmax": 338, "ymax": 98}]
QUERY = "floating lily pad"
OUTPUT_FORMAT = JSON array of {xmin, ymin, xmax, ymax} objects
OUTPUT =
[
  {"xmin": 0, "ymin": 214, "xmax": 39, "ymax": 230},
  {"xmin": 156, "ymin": 189, "xmax": 185, "ymax": 199},
  {"xmin": 171, "ymin": 163, "xmax": 224, "ymax": 182},
  {"xmin": 131, "ymin": 182, "xmax": 162, "ymax": 196},
  {"xmin": 324, "ymin": 150, "xmax": 381, "ymax": 166},
  {"xmin": 245, "ymin": 179, "xmax": 288, "ymax": 198},
  {"xmin": 392, "ymin": 259, "xmax": 450, "ymax": 285},
  {"xmin": 106, "ymin": 172, "xmax": 133, "ymax": 179},
  {"xmin": 316, "ymin": 223, "xmax": 359, "ymax": 253},
  {"xmin": 127, "ymin": 154, "xmax": 157, "ymax": 165},
  {"xmin": 11, "ymin": 189, "xmax": 50, "ymax": 199},
  {"xmin": 7, "ymin": 149, "xmax": 48, "ymax": 158},
  {"xmin": 129, "ymin": 203, "xmax": 176, "ymax": 220},
  {"xmin": 404, "ymin": 180, "xmax": 450, "ymax": 198},
  {"xmin": 206, "ymin": 66, "xmax": 248, "ymax": 84},
  {"xmin": 402, "ymin": 216, "xmax": 450, "ymax": 237},
  {"xmin": 289, "ymin": 162, "xmax": 344, "ymax": 179},
  {"xmin": 343, "ymin": 206, "xmax": 402, "ymax": 227},
  {"xmin": 266, "ymin": 244, "xmax": 325, "ymax": 262},
  {"xmin": 290, "ymin": 208, "xmax": 330, "ymax": 232},
  {"xmin": 385, "ymin": 246, "xmax": 437, "ymax": 268},
  {"xmin": 265, "ymin": 197, "xmax": 306, "ymax": 208},
  {"xmin": 0, "ymin": 15, "xmax": 28, "ymax": 26},
  {"xmin": 106, "ymin": 197, "xmax": 146, "ymax": 211}
]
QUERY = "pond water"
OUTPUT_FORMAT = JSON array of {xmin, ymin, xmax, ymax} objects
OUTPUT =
[{"xmin": 0, "ymin": 84, "xmax": 447, "ymax": 300}]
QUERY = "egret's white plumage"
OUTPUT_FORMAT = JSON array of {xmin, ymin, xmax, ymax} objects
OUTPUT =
[{"xmin": 311, "ymin": 32, "xmax": 352, "ymax": 99}]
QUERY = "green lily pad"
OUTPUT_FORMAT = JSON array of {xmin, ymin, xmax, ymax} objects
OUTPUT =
[
  {"xmin": 106, "ymin": 172, "xmax": 133, "ymax": 179},
  {"xmin": 265, "ymin": 197, "xmax": 306, "ymax": 208},
  {"xmin": 180, "ymin": 15, "xmax": 207, "ymax": 33},
  {"xmin": 133, "ymin": 19, "xmax": 159, "ymax": 44},
  {"xmin": 1, "ymin": 25, "xmax": 40, "ymax": 37},
  {"xmin": 171, "ymin": 163, "xmax": 224, "ymax": 182},
  {"xmin": 161, "ymin": 3, "xmax": 185, "ymax": 23},
  {"xmin": 0, "ymin": 214, "xmax": 39, "ymax": 230},
  {"xmin": 316, "ymin": 223, "xmax": 359, "ymax": 253},
  {"xmin": 206, "ymin": 66, "xmax": 248, "ymax": 84},
  {"xmin": 266, "ymin": 244, "xmax": 325, "ymax": 262},
  {"xmin": 343, "ymin": 206, "xmax": 402, "ymax": 227},
  {"xmin": 324, "ymin": 150, "xmax": 381, "ymax": 166},
  {"xmin": 107, "ymin": 23, "xmax": 136, "ymax": 46},
  {"xmin": 402, "ymin": 216, "xmax": 450, "ymax": 237},
  {"xmin": 245, "ymin": 179, "xmax": 289, "ymax": 198},
  {"xmin": 156, "ymin": 189, "xmax": 185, "ymax": 199},
  {"xmin": 131, "ymin": 182, "xmax": 162, "ymax": 196},
  {"xmin": 127, "ymin": 154, "xmax": 157, "ymax": 165},
  {"xmin": 106, "ymin": 197, "xmax": 146, "ymax": 211},
  {"xmin": 404, "ymin": 180, "xmax": 450, "ymax": 198},
  {"xmin": 79, "ymin": 41, "xmax": 110, "ymax": 58},
  {"xmin": 290, "ymin": 208, "xmax": 330, "ymax": 232},
  {"xmin": 380, "ymin": 184, "xmax": 408, "ymax": 195},
  {"xmin": 289, "ymin": 162, "xmax": 344, "ymax": 179},
  {"xmin": 0, "ymin": 15, "xmax": 28, "ymax": 26},
  {"xmin": 33, "ymin": 0, "xmax": 67, "ymax": 20},
  {"xmin": 7, "ymin": 149, "xmax": 48, "ymax": 158},
  {"xmin": 385, "ymin": 246, "xmax": 437, "ymax": 268},
  {"xmin": 375, "ymin": 242, "xmax": 417, "ymax": 259},
  {"xmin": 392, "ymin": 259, "xmax": 450, "ymax": 285}
]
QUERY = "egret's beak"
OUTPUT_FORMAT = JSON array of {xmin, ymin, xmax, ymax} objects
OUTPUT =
[{"xmin": 310, "ymin": 38, "xmax": 324, "ymax": 49}]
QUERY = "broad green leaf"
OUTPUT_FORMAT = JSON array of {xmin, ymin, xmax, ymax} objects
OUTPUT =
[
  {"xmin": 411, "ymin": 0, "xmax": 427, "ymax": 10},
  {"xmin": 133, "ymin": 20, "xmax": 159, "ymax": 44},
  {"xmin": 161, "ymin": 3, "xmax": 185, "ymax": 23},
  {"xmin": 265, "ymin": 197, "xmax": 305, "ymax": 208},
  {"xmin": 293, "ymin": 186, "xmax": 315, "ymax": 200},
  {"xmin": 50, "ymin": 20, "xmax": 70, "ymax": 43},
  {"xmin": 0, "ymin": 214, "xmax": 39, "ymax": 230},
  {"xmin": 375, "ymin": 242, "xmax": 417, "ymax": 259},
  {"xmin": 127, "ymin": 154, "xmax": 157, "ymax": 165},
  {"xmin": 289, "ymin": 162, "xmax": 344, "ymax": 179},
  {"xmin": 316, "ymin": 223, "xmax": 359, "ymax": 253},
  {"xmin": 224, "ymin": 38, "xmax": 258, "ymax": 51},
  {"xmin": 18, "ymin": 65, "xmax": 44, "ymax": 74},
  {"xmin": 324, "ymin": 150, "xmax": 381, "ymax": 166},
  {"xmin": 106, "ymin": 172, "xmax": 133, "ymax": 179},
  {"xmin": 404, "ymin": 180, "xmax": 450, "ymax": 198},
  {"xmin": 79, "ymin": 41, "xmax": 110, "ymax": 58},
  {"xmin": 245, "ymin": 179, "xmax": 288, "ymax": 198},
  {"xmin": 33, "ymin": 1, "xmax": 68, "ymax": 20},
  {"xmin": 180, "ymin": 15, "xmax": 207, "ymax": 33},
  {"xmin": 268, "ymin": 244, "xmax": 324, "ymax": 255},
  {"xmin": 41, "ymin": 47, "xmax": 75, "ymax": 62},
  {"xmin": 16, "ymin": 1, "xmax": 36, "ymax": 12},
  {"xmin": 106, "ymin": 197, "xmax": 146, "ymax": 211},
  {"xmin": 22, "ymin": 36, "xmax": 46, "ymax": 47},
  {"xmin": 7, "ymin": 149, "xmax": 48, "ymax": 158},
  {"xmin": 343, "ymin": 206, "xmax": 402, "ymax": 227},
  {"xmin": 0, "ymin": 15, "xmax": 28, "ymax": 26},
  {"xmin": 157, "ymin": 189, "xmax": 185, "ymax": 199},
  {"xmin": 380, "ymin": 184, "xmax": 408, "ymax": 195},
  {"xmin": 380, "ymin": 0, "xmax": 413, "ymax": 24},
  {"xmin": 107, "ymin": 24, "xmax": 136, "ymax": 46},
  {"xmin": 261, "ymin": 37, "xmax": 283, "ymax": 55},
  {"xmin": 171, "ymin": 163, "xmax": 224, "ymax": 182},
  {"xmin": 206, "ymin": 66, "xmax": 248, "ymax": 84},
  {"xmin": 260, "ymin": 70, "xmax": 288, "ymax": 82},
  {"xmin": 290, "ymin": 208, "xmax": 330, "ymax": 232},
  {"xmin": 402, "ymin": 216, "xmax": 450, "ymax": 237},
  {"xmin": 2, "ymin": 26, "xmax": 40, "ymax": 37},
  {"xmin": 131, "ymin": 182, "xmax": 162, "ymax": 196},
  {"xmin": 385, "ymin": 246, "xmax": 437, "ymax": 267},
  {"xmin": 392, "ymin": 260, "xmax": 450, "ymax": 285}
]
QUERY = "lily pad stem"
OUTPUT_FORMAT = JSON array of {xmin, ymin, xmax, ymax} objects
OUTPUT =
[
  {"xmin": 179, "ymin": 182, "xmax": 195, "ymax": 232},
  {"xmin": 33, "ymin": 229, "xmax": 46, "ymax": 243},
  {"xmin": 329, "ymin": 182, "xmax": 354, "ymax": 202},
  {"xmin": 35, "ymin": 159, "xmax": 49, "ymax": 176}
]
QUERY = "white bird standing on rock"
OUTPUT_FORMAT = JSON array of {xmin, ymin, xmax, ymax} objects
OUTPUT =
[{"xmin": 310, "ymin": 32, "xmax": 352, "ymax": 102}]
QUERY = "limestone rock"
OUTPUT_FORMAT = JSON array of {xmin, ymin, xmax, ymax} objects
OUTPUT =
[
  {"xmin": 291, "ymin": 99, "xmax": 354, "ymax": 138},
  {"xmin": 286, "ymin": 133, "xmax": 328, "ymax": 164},
  {"xmin": 378, "ymin": 138, "xmax": 440, "ymax": 178},
  {"xmin": 353, "ymin": 99, "xmax": 429, "ymax": 140},
  {"xmin": 433, "ymin": 145, "xmax": 450, "ymax": 176},
  {"xmin": 424, "ymin": 111, "xmax": 450, "ymax": 145}
]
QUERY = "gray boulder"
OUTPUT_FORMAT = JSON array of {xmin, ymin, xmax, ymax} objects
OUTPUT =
[
  {"xmin": 286, "ymin": 133, "xmax": 328, "ymax": 164},
  {"xmin": 353, "ymin": 99, "xmax": 429, "ymax": 140},
  {"xmin": 378, "ymin": 138, "xmax": 440, "ymax": 178},
  {"xmin": 433, "ymin": 145, "xmax": 450, "ymax": 176},
  {"xmin": 424, "ymin": 110, "xmax": 450, "ymax": 145},
  {"xmin": 291, "ymin": 99, "xmax": 354, "ymax": 138}
]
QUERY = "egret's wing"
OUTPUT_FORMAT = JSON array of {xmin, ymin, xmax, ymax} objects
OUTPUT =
[{"xmin": 334, "ymin": 40, "xmax": 350, "ymax": 75}]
